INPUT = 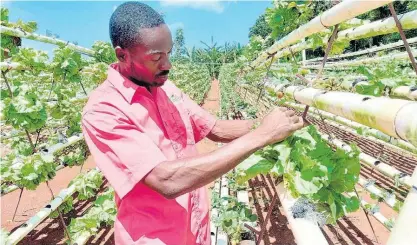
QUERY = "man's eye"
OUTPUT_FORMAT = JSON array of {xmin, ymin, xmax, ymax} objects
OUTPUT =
[{"xmin": 152, "ymin": 56, "xmax": 161, "ymax": 61}]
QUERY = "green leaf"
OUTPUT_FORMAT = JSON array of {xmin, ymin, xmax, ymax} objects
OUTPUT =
[
  {"xmin": 393, "ymin": 201, "xmax": 403, "ymax": 212},
  {"xmin": 224, "ymin": 219, "xmax": 232, "ymax": 227},
  {"xmin": 249, "ymin": 214, "xmax": 258, "ymax": 222},
  {"xmin": 344, "ymin": 196, "xmax": 360, "ymax": 213},
  {"xmin": 237, "ymin": 155, "xmax": 273, "ymax": 184},
  {"xmin": 330, "ymin": 202, "xmax": 337, "ymax": 222},
  {"xmin": 288, "ymin": 2, "xmax": 297, "ymax": 8},
  {"xmin": 293, "ymin": 171, "xmax": 322, "ymax": 194}
]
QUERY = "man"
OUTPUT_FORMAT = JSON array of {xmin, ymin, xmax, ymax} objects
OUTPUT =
[{"xmin": 82, "ymin": 2, "xmax": 304, "ymax": 245}]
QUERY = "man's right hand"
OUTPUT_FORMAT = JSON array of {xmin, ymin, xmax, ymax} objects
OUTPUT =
[{"xmin": 255, "ymin": 107, "xmax": 305, "ymax": 146}]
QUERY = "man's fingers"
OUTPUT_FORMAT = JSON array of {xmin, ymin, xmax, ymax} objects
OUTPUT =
[
  {"xmin": 278, "ymin": 107, "xmax": 287, "ymax": 112},
  {"xmin": 303, "ymin": 117, "xmax": 311, "ymax": 126},
  {"xmin": 290, "ymin": 115, "xmax": 300, "ymax": 123},
  {"xmin": 292, "ymin": 119, "xmax": 305, "ymax": 130},
  {"xmin": 285, "ymin": 110, "xmax": 295, "ymax": 117}
]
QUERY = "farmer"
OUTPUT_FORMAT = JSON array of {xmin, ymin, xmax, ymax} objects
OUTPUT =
[{"xmin": 81, "ymin": 2, "xmax": 304, "ymax": 244}]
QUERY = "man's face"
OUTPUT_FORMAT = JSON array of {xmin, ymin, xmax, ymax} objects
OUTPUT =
[{"xmin": 116, "ymin": 24, "xmax": 173, "ymax": 87}]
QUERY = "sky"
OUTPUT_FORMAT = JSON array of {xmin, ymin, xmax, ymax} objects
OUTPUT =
[{"xmin": 2, "ymin": 0, "xmax": 272, "ymax": 56}]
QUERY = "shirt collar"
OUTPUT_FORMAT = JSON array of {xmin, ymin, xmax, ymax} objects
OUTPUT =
[{"xmin": 107, "ymin": 63, "xmax": 152, "ymax": 103}]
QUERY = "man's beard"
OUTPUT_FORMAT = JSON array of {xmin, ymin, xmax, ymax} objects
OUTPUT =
[{"xmin": 130, "ymin": 77, "xmax": 165, "ymax": 88}]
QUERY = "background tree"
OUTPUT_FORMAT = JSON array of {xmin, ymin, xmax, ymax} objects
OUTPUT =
[
  {"xmin": 172, "ymin": 28, "xmax": 186, "ymax": 60},
  {"xmin": 248, "ymin": 13, "xmax": 274, "ymax": 47}
]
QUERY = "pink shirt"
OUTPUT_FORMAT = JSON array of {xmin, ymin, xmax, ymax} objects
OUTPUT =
[{"xmin": 81, "ymin": 64, "xmax": 216, "ymax": 245}]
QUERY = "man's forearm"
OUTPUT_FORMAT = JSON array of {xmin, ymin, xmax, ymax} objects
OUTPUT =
[
  {"xmin": 144, "ymin": 129, "xmax": 268, "ymax": 199},
  {"xmin": 207, "ymin": 119, "xmax": 259, "ymax": 143}
]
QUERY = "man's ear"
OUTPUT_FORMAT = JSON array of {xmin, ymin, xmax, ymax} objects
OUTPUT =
[{"xmin": 115, "ymin": 46, "xmax": 128, "ymax": 63}]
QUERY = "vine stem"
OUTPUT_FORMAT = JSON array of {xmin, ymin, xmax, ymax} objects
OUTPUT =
[
  {"xmin": 35, "ymin": 72, "xmax": 66, "ymax": 148},
  {"xmin": 354, "ymin": 187, "xmax": 379, "ymax": 244},
  {"xmin": 256, "ymin": 55, "xmax": 275, "ymax": 103},
  {"xmin": 12, "ymin": 188, "xmax": 24, "ymax": 221},
  {"xmin": 388, "ymin": 3, "xmax": 417, "ymax": 75},
  {"xmin": 317, "ymin": 24, "xmax": 339, "ymax": 80},
  {"xmin": 1, "ymin": 70, "xmax": 13, "ymax": 97},
  {"xmin": 78, "ymin": 80, "xmax": 87, "ymax": 95},
  {"xmin": 45, "ymin": 181, "xmax": 71, "ymax": 242},
  {"xmin": 25, "ymin": 129, "xmax": 36, "ymax": 153},
  {"xmin": 79, "ymin": 150, "xmax": 88, "ymax": 174}
]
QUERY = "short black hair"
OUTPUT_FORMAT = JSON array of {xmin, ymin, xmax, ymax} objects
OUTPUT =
[{"xmin": 109, "ymin": 2, "xmax": 165, "ymax": 48}]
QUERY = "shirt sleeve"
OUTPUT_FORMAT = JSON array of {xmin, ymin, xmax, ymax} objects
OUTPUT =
[
  {"xmin": 81, "ymin": 102, "xmax": 167, "ymax": 199},
  {"xmin": 180, "ymin": 90, "xmax": 217, "ymax": 143}
]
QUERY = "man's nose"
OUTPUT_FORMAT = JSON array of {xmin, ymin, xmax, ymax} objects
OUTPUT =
[{"xmin": 160, "ymin": 57, "xmax": 172, "ymax": 71}]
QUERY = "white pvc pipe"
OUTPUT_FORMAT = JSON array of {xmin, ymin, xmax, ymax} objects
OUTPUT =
[
  {"xmin": 6, "ymin": 185, "xmax": 76, "ymax": 245},
  {"xmin": 5, "ymin": 169, "xmax": 100, "ymax": 245},
  {"xmin": 46, "ymin": 134, "xmax": 84, "ymax": 156},
  {"xmin": 336, "ymin": 79, "xmax": 417, "ymax": 101},
  {"xmin": 337, "ymin": 10, "xmax": 417, "ymax": 42},
  {"xmin": 0, "ymin": 26, "xmax": 94, "ymax": 56},
  {"xmin": 305, "ymin": 37, "xmax": 417, "ymax": 63},
  {"xmin": 303, "ymin": 49, "xmax": 417, "ymax": 69},
  {"xmin": 211, "ymin": 181, "xmax": 221, "ymax": 245},
  {"xmin": 390, "ymin": 86, "xmax": 417, "ymax": 101},
  {"xmin": 387, "ymin": 169, "xmax": 417, "ymax": 245},
  {"xmin": 250, "ymin": 0, "xmax": 394, "ymax": 68},
  {"xmin": 258, "ymin": 10, "xmax": 417, "ymax": 68},
  {"xmin": 358, "ymin": 177, "xmax": 400, "ymax": 209},
  {"xmin": 276, "ymin": 183, "xmax": 329, "ymax": 245},
  {"xmin": 0, "ymin": 62, "xmax": 24, "ymax": 71},
  {"xmin": 346, "ymin": 193, "xmax": 392, "ymax": 231},
  {"xmin": 283, "ymin": 86, "xmax": 417, "ymax": 147},
  {"xmin": 285, "ymin": 102, "xmax": 417, "ymax": 154},
  {"xmin": 217, "ymin": 176, "xmax": 229, "ymax": 245}
]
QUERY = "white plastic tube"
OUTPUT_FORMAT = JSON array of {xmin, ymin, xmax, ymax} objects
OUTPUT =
[
  {"xmin": 387, "ymin": 168, "xmax": 417, "ymax": 245},
  {"xmin": 5, "ymin": 169, "xmax": 100, "ymax": 245},
  {"xmin": 305, "ymin": 37, "xmax": 417, "ymax": 63},
  {"xmin": 285, "ymin": 101, "xmax": 417, "ymax": 154},
  {"xmin": 303, "ymin": 49, "xmax": 417, "ymax": 69},
  {"xmin": 276, "ymin": 183, "xmax": 329, "ymax": 245},
  {"xmin": 0, "ymin": 26, "xmax": 94, "ymax": 56},
  {"xmin": 250, "ymin": 0, "xmax": 394, "ymax": 68},
  {"xmin": 257, "ymin": 10, "xmax": 417, "ymax": 68}
]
